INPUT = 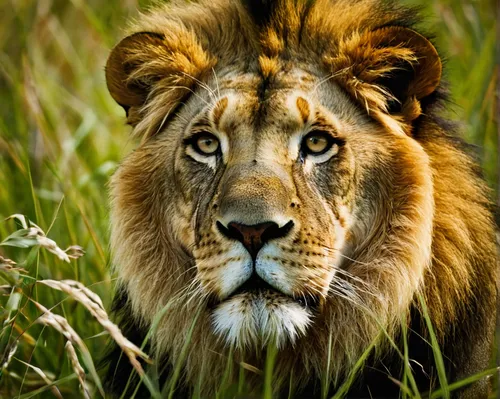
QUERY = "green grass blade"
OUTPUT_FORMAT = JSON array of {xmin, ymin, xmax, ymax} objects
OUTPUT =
[
  {"xmin": 263, "ymin": 344, "xmax": 278, "ymax": 399},
  {"xmin": 417, "ymin": 294, "xmax": 449, "ymax": 399},
  {"xmin": 429, "ymin": 367, "xmax": 499, "ymax": 399},
  {"xmin": 330, "ymin": 334, "xmax": 380, "ymax": 399},
  {"xmin": 165, "ymin": 308, "xmax": 203, "ymax": 399},
  {"xmin": 14, "ymin": 373, "xmax": 78, "ymax": 399}
]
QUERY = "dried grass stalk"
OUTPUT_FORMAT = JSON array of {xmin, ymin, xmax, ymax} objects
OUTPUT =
[
  {"xmin": 0, "ymin": 256, "xmax": 17, "ymax": 268},
  {"xmin": 1, "ymin": 342, "xmax": 18, "ymax": 370},
  {"xmin": 0, "ymin": 256, "xmax": 27, "ymax": 273},
  {"xmin": 34, "ymin": 302, "xmax": 87, "ymax": 349},
  {"xmin": 33, "ymin": 301, "xmax": 106, "ymax": 397},
  {"xmin": 15, "ymin": 354, "xmax": 63, "ymax": 399},
  {"xmin": 4, "ymin": 214, "xmax": 85, "ymax": 263},
  {"xmin": 39, "ymin": 279, "xmax": 150, "ymax": 375},
  {"xmin": 65, "ymin": 341, "xmax": 91, "ymax": 399}
]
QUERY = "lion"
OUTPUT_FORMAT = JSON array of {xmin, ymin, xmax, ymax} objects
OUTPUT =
[{"xmin": 102, "ymin": 0, "xmax": 498, "ymax": 397}]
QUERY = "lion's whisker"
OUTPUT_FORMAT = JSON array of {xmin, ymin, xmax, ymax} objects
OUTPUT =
[
  {"xmin": 180, "ymin": 71, "xmax": 218, "ymax": 101},
  {"xmin": 211, "ymin": 67, "xmax": 221, "ymax": 99}
]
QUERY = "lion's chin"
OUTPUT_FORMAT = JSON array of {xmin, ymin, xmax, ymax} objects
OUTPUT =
[{"xmin": 211, "ymin": 291, "xmax": 312, "ymax": 349}]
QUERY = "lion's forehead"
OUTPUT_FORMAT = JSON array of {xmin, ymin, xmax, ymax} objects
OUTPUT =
[
  {"xmin": 196, "ymin": 71, "xmax": 356, "ymax": 157},
  {"xmin": 218, "ymin": 68, "xmax": 319, "ymax": 92}
]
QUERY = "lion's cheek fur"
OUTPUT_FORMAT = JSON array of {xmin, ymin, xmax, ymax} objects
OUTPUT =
[
  {"xmin": 318, "ymin": 135, "xmax": 435, "ymax": 370},
  {"xmin": 109, "ymin": 145, "xmax": 191, "ymax": 325},
  {"xmin": 349, "ymin": 132, "xmax": 434, "ymax": 299}
]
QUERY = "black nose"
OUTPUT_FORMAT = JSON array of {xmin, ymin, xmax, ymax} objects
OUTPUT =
[{"xmin": 217, "ymin": 220, "xmax": 294, "ymax": 260}]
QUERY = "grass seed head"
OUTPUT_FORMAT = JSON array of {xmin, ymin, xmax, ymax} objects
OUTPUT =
[
  {"xmin": 38, "ymin": 279, "xmax": 150, "ymax": 375},
  {"xmin": 4, "ymin": 215, "xmax": 86, "ymax": 263},
  {"xmin": 65, "ymin": 341, "xmax": 91, "ymax": 399}
]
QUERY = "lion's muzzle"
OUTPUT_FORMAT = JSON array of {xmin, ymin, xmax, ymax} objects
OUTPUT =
[{"xmin": 217, "ymin": 220, "xmax": 294, "ymax": 260}]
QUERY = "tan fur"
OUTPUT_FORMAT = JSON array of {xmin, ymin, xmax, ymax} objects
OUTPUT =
[
  {"xmin": 106, "ymin": 0, "xmax": 497, "ymax": 396},
  {"xmin": 296, "ymin": 97, "xmax": 310, "ymax": 123},
  {"xmin": 212, "ymin": 97, "xmax": 229, "ymax": 129}
]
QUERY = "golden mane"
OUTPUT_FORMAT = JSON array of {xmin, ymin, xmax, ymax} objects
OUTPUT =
[{"xmin": 104, "ymin": 1, "xmax": 497, "ymax": 397}]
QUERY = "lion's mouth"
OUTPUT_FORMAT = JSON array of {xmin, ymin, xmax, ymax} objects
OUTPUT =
[
  {"xmin": 231, "ymin": 273, "xmax": 274, "ymax": 295},
  {"xmin": 217, "ymin": 273, "xmax": 321, "ymax": 309}
]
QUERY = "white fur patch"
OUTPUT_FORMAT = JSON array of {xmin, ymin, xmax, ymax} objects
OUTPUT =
[
  {"xmin": 212, "ymin": 293, "xmax": 312, "ymax": 349},
  {"xmin": 217, "ymin": 251, "xmax": 253, "ymax": 298},
  {"xmin": 254, "ymin": 246, "xmax": 297, "ymax": 295}
]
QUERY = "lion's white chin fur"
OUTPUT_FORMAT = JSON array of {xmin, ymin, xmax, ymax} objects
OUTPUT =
[{"xmin": 211, "ymin": 292, "xmax": 312, "ymax": 349}]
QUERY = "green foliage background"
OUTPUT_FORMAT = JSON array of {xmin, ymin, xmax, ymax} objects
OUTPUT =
[{"xmin": 0, "ymin": 0, "xmax": 497, "ymax": 397}]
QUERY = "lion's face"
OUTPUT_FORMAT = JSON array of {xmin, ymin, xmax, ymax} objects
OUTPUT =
[
  {"xmin": 179, "ymin": 70, "xmax": 354, "ymax": 348},
  {"xmin": 114, "ymin": 66, "xmax": 413, "ymax": 349},
  {"xmin": 107, "ymin": 0, "xmax": 446, "ymax": 388}
]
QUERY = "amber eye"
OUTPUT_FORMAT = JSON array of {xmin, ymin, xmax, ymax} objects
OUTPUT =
[
  {"xmin": 192, "ymin": 133, "xmax": 220, "ymax": 156},
  {"xmin": 302, "ymin": 132, "xmax": 333, "ymax": 155}
]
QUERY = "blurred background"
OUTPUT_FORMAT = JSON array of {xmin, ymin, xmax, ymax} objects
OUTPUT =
[{"xmin": 0, "ymin": 0, "xmax": 497, "ymax": 397}]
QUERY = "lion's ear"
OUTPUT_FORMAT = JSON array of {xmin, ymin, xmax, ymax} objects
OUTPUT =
[
  {"xmin": 105, "ymin": 31, "xmax": 215, "ymax": 132},
  {"xmin": 106, "ymin": 33, "xmax": 165, "ymax": 113},
  {"xmin": 328, "ymin": 27, "xmax": 442, "ymax": 132}
]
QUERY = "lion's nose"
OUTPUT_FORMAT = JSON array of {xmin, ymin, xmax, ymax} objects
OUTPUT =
[{"xmin": 217, "ymin": 220, "xmax": 294, "ymax": 260}]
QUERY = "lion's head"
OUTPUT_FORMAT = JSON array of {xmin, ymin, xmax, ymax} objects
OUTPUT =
[{"xmin": 105, "ymin": 0, "xmax": 496, "ymax": 396}]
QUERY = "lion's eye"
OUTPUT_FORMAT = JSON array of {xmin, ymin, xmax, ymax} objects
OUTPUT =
[
  {"xmin": 302, "ymin": 132, "xmax": 333, "ymax": 155},
  {"xmin": 192, "ymin": 133, "xmax": 220, "ymax": 156}
]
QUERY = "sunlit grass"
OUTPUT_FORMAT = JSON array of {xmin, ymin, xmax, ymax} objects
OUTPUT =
[{"xmin": 0, "ymin": 0, "xmax": 497, "ymax": 397}]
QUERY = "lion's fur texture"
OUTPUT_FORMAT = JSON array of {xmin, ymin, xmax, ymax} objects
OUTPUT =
[{"xmin": 104, "ymin": 0, "xmax": 497, "ymax": 397}]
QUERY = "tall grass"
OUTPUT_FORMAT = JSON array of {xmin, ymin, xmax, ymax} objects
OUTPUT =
[
  {"xmin": 0, "ymin": 0, "xmax": 497, "ymax": 398},
  {"xmin": 402, "ymin": 0, "xmax": 498, "ymax": 195}
]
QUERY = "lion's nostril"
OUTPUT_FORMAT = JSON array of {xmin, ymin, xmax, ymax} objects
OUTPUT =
[{"xmin": 216, "ymin": 220, "xmax": 294, "ymax": 260}]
